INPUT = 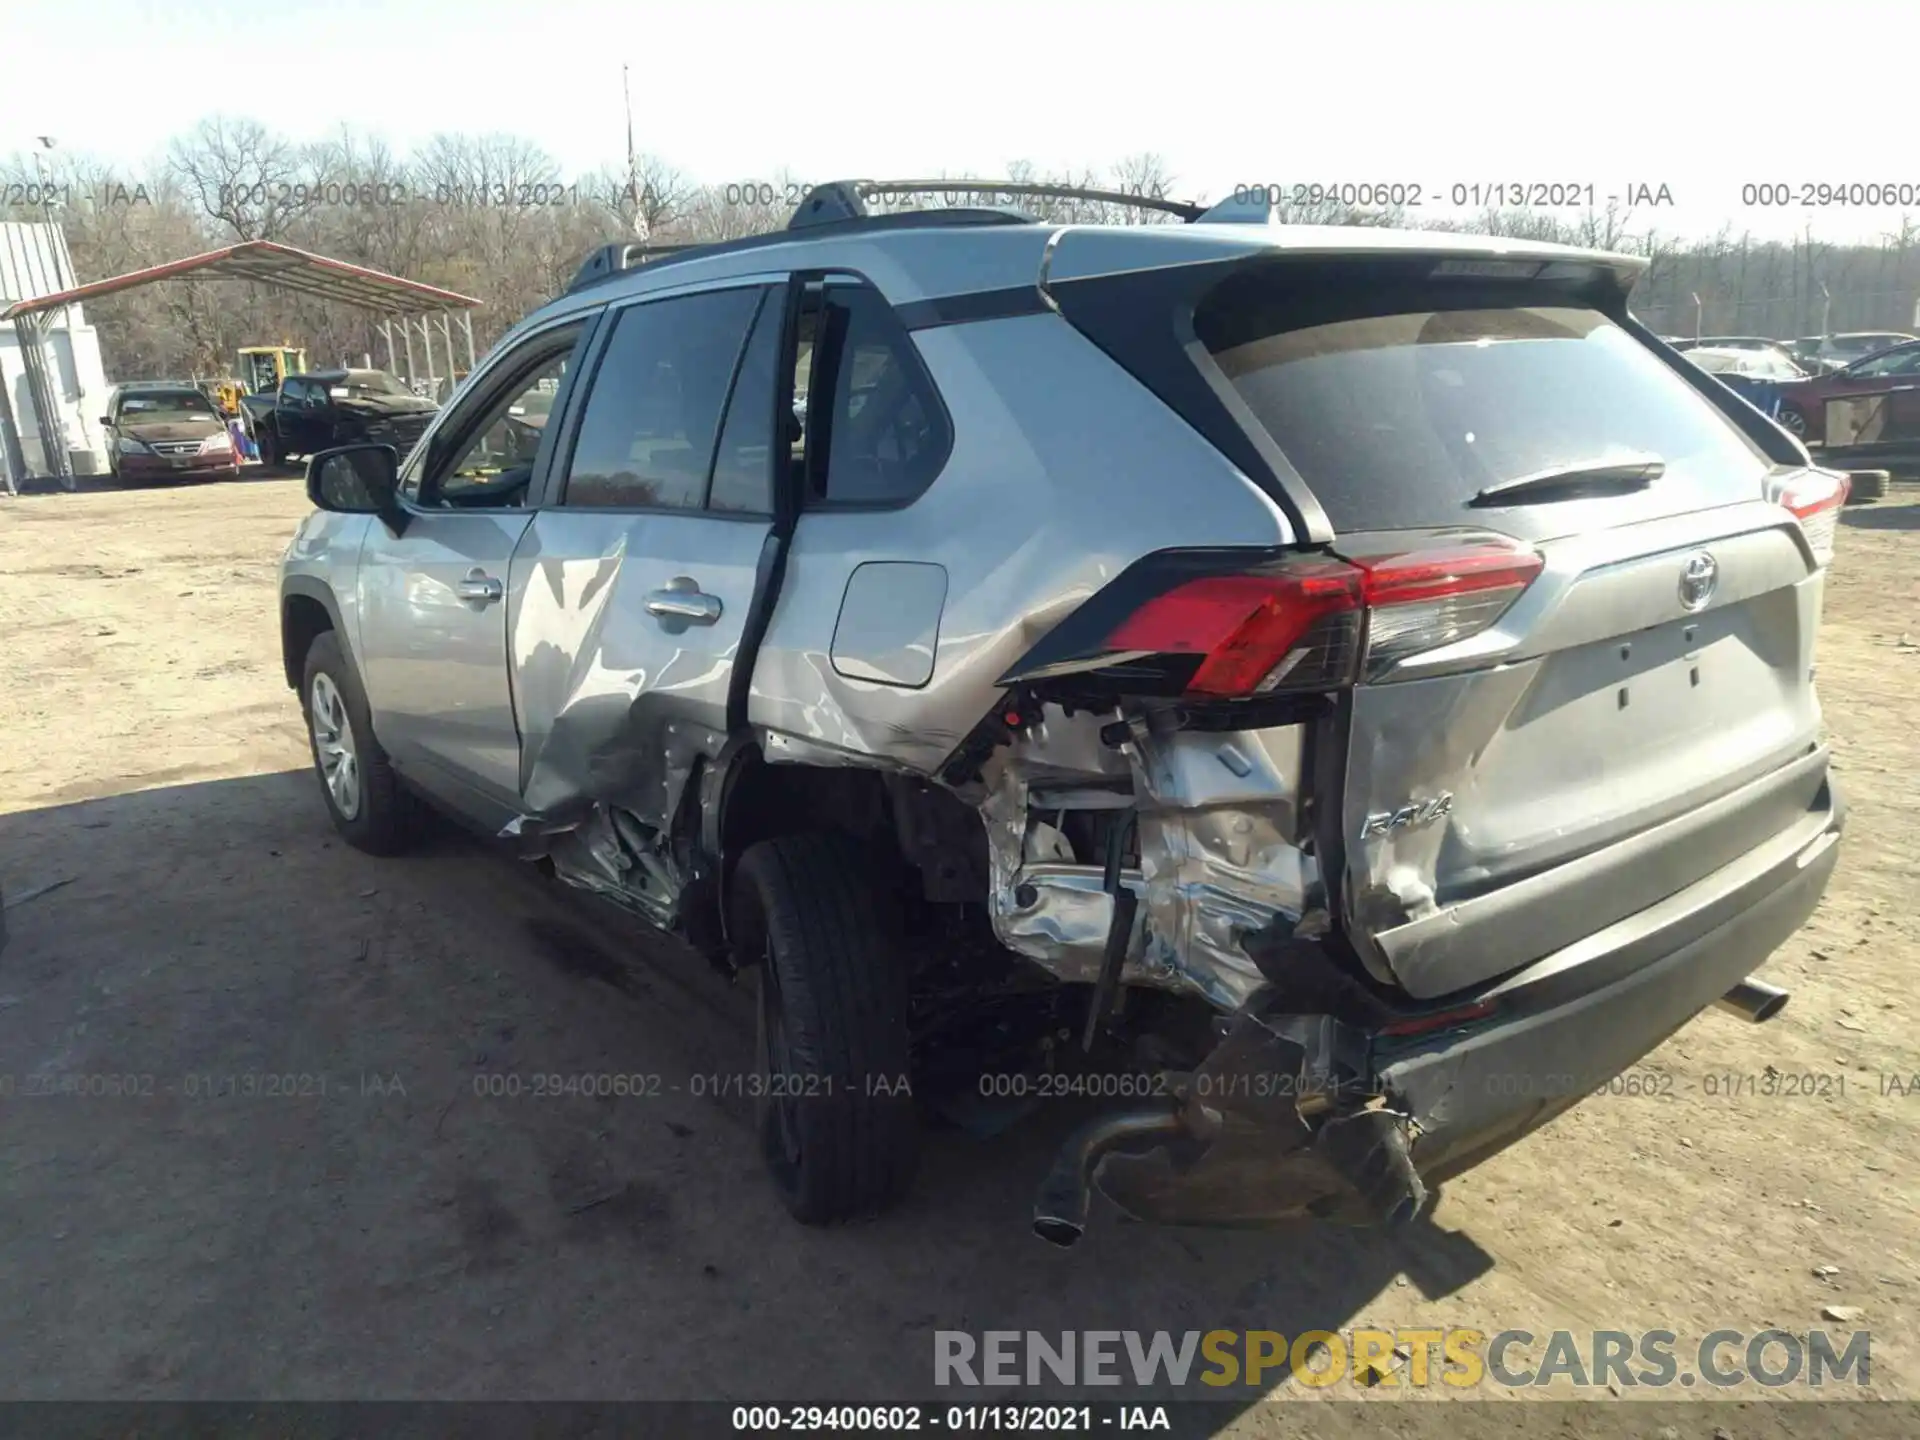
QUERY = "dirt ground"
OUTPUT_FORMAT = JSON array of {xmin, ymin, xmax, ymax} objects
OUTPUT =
[{"xmin": 0, "ymin": 470, "xmax": 1915, "ymax": 1425}]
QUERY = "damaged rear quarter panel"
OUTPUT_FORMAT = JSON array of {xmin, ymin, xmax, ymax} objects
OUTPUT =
[
  {"xmin": 980, "ymin": 712, "xmax": 1318, "ymax": 1013},
  {"xmin": 745, "ymin": 311, "xmax": 1295, "ymax": 773}
]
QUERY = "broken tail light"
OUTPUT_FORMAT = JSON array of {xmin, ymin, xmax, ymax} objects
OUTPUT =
[
  {"xmin": 1778, "ymin": 469, "xmax": 1849, "ymax": 567},
  {"xmin": 999, "ymin": 535, "xmax": 1543, "ymax": 700}
]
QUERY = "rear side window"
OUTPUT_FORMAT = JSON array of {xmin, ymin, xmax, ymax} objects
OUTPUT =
[
  {"xmin": 706, "ymin": 290, "xmax": 781, "ymax": 514},
  {"xmin": 1195, "ymin": 274, "xmax": 1771, "ymax": 532},
  {"xmin": 562, "ymin": 287, "xmax": 763, "ymax": 510},
  {"xmin": 802, "ymin": 286, "xmax": 950, "ymax": 507}
]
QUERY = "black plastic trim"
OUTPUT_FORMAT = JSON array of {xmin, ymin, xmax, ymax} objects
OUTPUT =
[
  {"xmin": 279, "ymin": 576, "xmax": 352, "ymax": 689},
  {"xmin": 1045, "ymin": 258, "xmax": 1333, "ymax": 544},
  {"xmin": 726, "ymin": 276, "xmax": 814, "ymax": 735},
  {"xmin": 894, "ymin": 285, "xmax": 1051, "ymax": 331}
]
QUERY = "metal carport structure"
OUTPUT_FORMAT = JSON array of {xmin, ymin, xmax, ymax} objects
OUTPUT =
[{"xmin": 1, "ymin": 239, "xmax": 481, "ymax": 488}]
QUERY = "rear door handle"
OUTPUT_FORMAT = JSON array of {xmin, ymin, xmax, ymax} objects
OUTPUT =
[
  {"xmin": 644, "ymin": 576, "xmax": 723, "ymax": 627},
  {"xmin": 458, "ymin": 568, "xmax": 504, "ymax": 605}
]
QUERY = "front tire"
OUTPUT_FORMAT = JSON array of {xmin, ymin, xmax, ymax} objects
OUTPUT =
[
  {"xmin": 730, "ymin": 834, "xmax": 919, "ymax": 1224},
  {"xmin": 1776, "ymin": 405, "xmax": 1809, "ymax": 439},
  {"xmin": 302, "ymin": 631, "xmax": 414, "ymax": 855}
]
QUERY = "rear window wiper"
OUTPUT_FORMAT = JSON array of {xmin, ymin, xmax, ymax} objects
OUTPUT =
[{"xmin": 1470, "ymin": 455, "xmax": 1665, "ymax": 507}]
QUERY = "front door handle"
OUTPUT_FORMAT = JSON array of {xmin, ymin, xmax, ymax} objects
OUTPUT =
[
  {"xmin": 458, "ymin": 568, "xmax": 504, "ymax": 605},
  {"xmin": 644, "ymin": 576, "xmax": 723, "ymax": 628}
]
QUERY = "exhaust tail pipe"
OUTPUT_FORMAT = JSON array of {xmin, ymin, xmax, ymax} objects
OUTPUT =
[
  {"xmin": 1716, "ymin": 977, "xmax": 1789, "ymax": 1023},
  {"xmin": 1032, "ymin": 1106, "xmax": 1186, "ymax": 1248},
  {"xmin": 1312, "ymin": 1107, "xmax": 1427, "ymax": 1227}
]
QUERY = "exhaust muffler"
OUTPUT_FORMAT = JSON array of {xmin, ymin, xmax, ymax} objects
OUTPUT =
[
  {"xmin": 1715, "ymin": 977, "xmax": 1789, "ymax": 1023},
  {"xmin": 1032, "ymin": 1106, "xmax": 1186, "ymax": 1248}
]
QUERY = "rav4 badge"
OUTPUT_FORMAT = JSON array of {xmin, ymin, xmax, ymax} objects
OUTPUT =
[{"xmin": 1361, "ymin": 794, "xmax": 1455, "ymax": 839}]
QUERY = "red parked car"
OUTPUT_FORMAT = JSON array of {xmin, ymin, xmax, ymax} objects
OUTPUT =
[
  {"xmin": 100, "ymin": 383, "xmax": 240, "ymax": 483},
  {"xmin": 1774, "ymin": 340, "xmax": 1920, "ymax": 443}
]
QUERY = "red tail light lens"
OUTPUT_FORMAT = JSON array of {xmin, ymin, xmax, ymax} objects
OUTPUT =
[
  {"xmin": 1778, "ymin": 469, "xmax": 1849, "ymax": 566},
  {"xmin": 1091, "ymin": 537, "xmax": 1541, "ymax": 699},
  {"xmin": 1104, "ymin": 559, "xmax": 1363, "ymax": 697}
]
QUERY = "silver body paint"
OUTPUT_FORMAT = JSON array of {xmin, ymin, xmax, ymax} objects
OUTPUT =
[{"xmin": 281, "ymin": 215, "xmax": 1834, "ymax": 1022}]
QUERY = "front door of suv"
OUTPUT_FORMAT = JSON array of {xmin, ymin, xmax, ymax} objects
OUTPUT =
[
  {"xmin": 355, "ymin": 320, "xmax": 592, "ymax": 829},
  {"xmin": 507, "ymin": 280, "xmax": 783, "ymax": 823}
]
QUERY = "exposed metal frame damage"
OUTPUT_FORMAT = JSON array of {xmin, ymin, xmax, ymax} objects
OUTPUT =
[{"xmin": 974, "ymin": 702, "xmax": 1320, "ymax": 1013}]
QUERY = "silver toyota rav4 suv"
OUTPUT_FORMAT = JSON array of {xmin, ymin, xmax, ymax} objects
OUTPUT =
[{"xmin": 280, "ymin": 182, "xmax": 1847, "ymax": 1243}]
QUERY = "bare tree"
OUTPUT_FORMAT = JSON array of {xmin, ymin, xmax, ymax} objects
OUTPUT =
[
  {"xmin": 9, "ymin": 123, "xmax": 1918, "ymax": 384},
  {"xmin": 166, "ymin": 117, "xmax": 314, "ymax": 240}
]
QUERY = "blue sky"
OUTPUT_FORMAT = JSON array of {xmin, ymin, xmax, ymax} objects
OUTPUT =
[{"xmin": 6, "ymin": 0, "xmax": 1917, "ymax": 243}]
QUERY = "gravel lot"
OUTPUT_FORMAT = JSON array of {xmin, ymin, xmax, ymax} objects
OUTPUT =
[{"xmin": 0, "ymin": 473, "xmax": 1915, "ymax": 1423}]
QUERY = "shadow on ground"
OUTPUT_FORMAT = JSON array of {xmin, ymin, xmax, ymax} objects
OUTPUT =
[
  {"xmin": 1842, "ymin": 495, "xmax": 1920, "ymax": 531},
  {"xmin": 0, "ymin": 771, "xmax": 1492, "ymax": 1404},
  {"xmin": 4, "ymin": 463, "xmax": 305, "ymax": 496}
]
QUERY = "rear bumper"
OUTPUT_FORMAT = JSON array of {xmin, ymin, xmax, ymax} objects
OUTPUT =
[{"xmin": 1064, "ymin": 775, "xmax": 1844, "ymax": 1232}]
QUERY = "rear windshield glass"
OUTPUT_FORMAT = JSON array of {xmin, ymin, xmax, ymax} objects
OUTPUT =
[{"xmin": 1195, "ymin": 276, "xmax": 1770, "ymax": 533}]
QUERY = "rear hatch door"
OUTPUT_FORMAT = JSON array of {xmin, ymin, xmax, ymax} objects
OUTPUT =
[{"xmin": 1188, "ymin": 261, "xmax": 1833, "ymax": 998}]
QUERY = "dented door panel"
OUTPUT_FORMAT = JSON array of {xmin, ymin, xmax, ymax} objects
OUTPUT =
[{"xmin": 507, "ymin": 510, "xmax": 769, "ymax": 826}]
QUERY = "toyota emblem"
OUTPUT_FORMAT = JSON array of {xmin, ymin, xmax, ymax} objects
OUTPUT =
[{"xmin": 1678, "ymin": 551, "xmax": 1719, "ymax": 611}]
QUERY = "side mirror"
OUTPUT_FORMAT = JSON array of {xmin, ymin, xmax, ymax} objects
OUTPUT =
[
  {"xmin": 307, "ymin": 444, "xmax": 407, "ymax": 536},
  {"xmin": 98, "ymin": 415, "xmax": 111, "ymax": 427}
]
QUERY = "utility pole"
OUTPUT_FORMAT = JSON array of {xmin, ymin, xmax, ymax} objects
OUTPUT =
[{"xmin": 622, "ymin": 65, "xmax": 648, "ymax": 240}]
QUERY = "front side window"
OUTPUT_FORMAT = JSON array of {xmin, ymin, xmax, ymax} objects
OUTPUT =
[
  {"xmin": 417, "ymin": 324, "xmax": 584, "ymax": 510},
  {"xmin": 1849, "ymin": 345, "xmax": 1920, "ymax": 378},
  {"xmin": 562, "ymin": 287, "xmax": 765, "ymax": 510}
]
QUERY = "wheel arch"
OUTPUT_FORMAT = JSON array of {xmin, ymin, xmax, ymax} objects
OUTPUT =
[
  {"xmin": 280, "ymin": 577, "xmax": 354, "ymax": 691},
  {"xmin": 702, "ymin": 739, "xmax": 986, "ymax": 953}
]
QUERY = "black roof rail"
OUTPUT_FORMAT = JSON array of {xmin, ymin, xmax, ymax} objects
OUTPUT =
[
  {"xmin": 790, "ymin": 179, "xmax": 1207, "ymax": 227},
  {"xmin": 563, "ymin": 209, "xmax": 1036, "ymax": 296},
  {"xmin": 566, "ymin": 241, "xmax": 701, "ymax": 294}
]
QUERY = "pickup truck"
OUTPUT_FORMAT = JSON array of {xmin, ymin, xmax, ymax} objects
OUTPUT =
[{"xmin": 248, "ymin": 369, "xmax": 439, "ymax": 467}]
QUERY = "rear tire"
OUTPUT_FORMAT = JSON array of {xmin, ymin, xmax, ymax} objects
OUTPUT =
[
  {"xmin": 730, "ymin": 833, "xmax": 919, "ymax": 1224},
  {"xmin": 1776, "ymin": 406, "xmax": 1809, "ymax": 439},
  {"xmin": 258, "ymin": 428, "xmax": 282, "ymax": 467},
  {"xmin": 1847, "ymin": 469, "xmax": 1889, "ymax": 503},
  {"xmin": 301, "ymin": 631, "xmax": 415, "ymax": 855}
]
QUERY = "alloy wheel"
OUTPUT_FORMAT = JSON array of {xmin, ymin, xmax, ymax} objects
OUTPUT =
[{"xmin": 308, "ymin": 672, "xmax": 361, "ymax": 820}]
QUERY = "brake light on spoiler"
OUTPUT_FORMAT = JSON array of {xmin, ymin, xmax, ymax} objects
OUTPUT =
[{"xmin": 1000, "ymin": 535, "xmax": 1543, "ymax": 701}]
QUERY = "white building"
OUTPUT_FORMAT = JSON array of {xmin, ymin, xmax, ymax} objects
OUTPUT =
[{"xmin": 0, "ymin": 221, "xmax": 111, "ymax": 486}]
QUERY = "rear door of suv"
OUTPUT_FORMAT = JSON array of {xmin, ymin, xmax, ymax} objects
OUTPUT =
[
  {"xmin": 507, "ymin": 277, "xmax": 786, "ymax": 824},
  {"xmin": 1047, "ymin": 240, "xmax": 1842, "ymax": 999}
]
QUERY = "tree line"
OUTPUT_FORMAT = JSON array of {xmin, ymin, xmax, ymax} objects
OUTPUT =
[{"xmin": 4, "ymin": 118, "xmax": 1918, "ymax": 383}]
